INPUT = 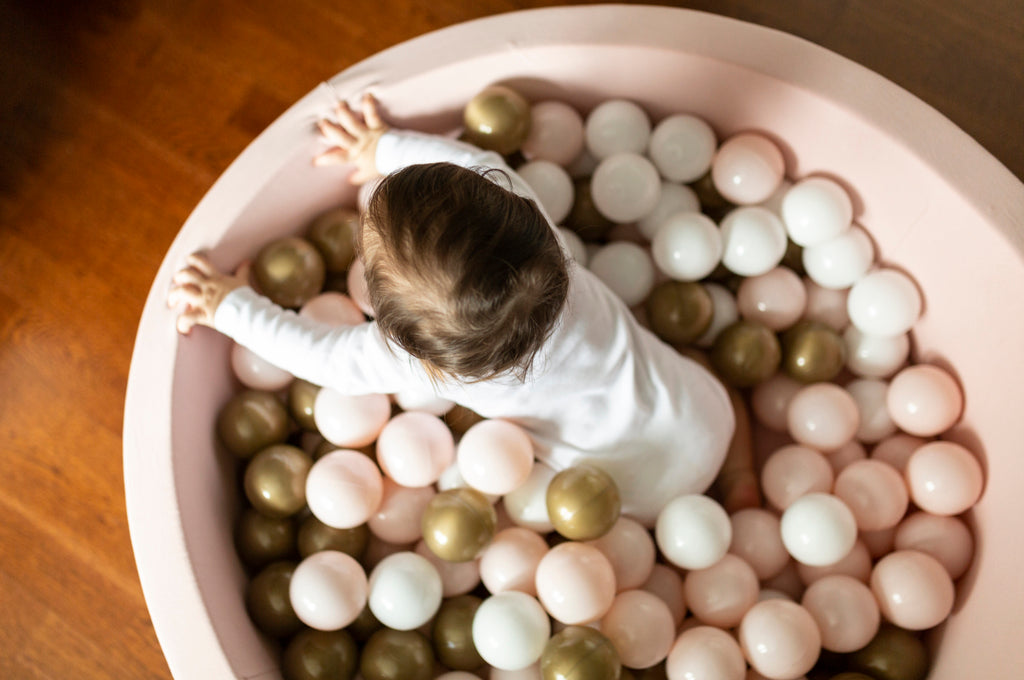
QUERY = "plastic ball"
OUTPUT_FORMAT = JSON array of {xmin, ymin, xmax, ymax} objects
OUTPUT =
[
  {"xmin": 655, "ymin": 494, "xmax": 732, "ymax": 570},
  {"xmin": 801, "ymin": 575, "xmax": 880, "ymax": 653},
  {"xmin": 796, "ymin": 539, "xmax": 873, "ymax": 586},
  {"xmin": 781, "ymin": 177, "xmax": 854, "ymax": 247},
  {"xmin": 787, "ymin": 382, "xmax": 860, "ymax": 452},
  {"xmin": 376, "ymin": 411, "xmax": 455, "ymax": 488},
  {"xmin": 638, "ymin": 182, "xmax": 701, "ymax": 240},
  {"xmin": 393, "ymin": 388, "xmax": 454, "ymax": 416},
  {"xmin": 457, "ymin": 419, "xmax": 535, "ymax": 496},
  {"xmin": 585, "ymin": 99, "xmax": 652, "ymax": 159},
  {"xmin": 367, "ymin": 551, "xmax": 443, "ymax": 631},
  {"xmin": 833, "ymin": 459, "xmax": 908, "ymax": 531},
  {"xmin": 432, "ymin": 595, "xmax": 486, "ymax": 671},
  {"xmin": 600, "ymin": 590, "xmax": 674, "ymax": 669},
  {"xmin": 847, "ymin": 269, "xmax": 922, "ymax": 337},
  {"xmin": 235, "ymin": 507, "xmax": 297, "ymax": 570},
  {"xmin": 710, "ymin": 320, "xmax": 781, "ymax": 388},
  {"xmin": 545, "ymin": 464, "xmax": 621, "ymax": 541},
  {"xmin": 585, "ymin": 516, "xmax": 656, "ymax": 591},
  {"xmin": 894, "ymin": 511, "xmax": 974, "ymax": 580},
  {"xmin": 244, "ymin": 444, "xmax": 313, "ymax": 518},
  {"xmin": 305, "ymin": 206, "xmax": 359, "ymax": 274},
  {"xmin": 904, "ymin": 441, "xmax": 983, "ymax": 516},
  {"xmin": 848, "ymin": 625, "xmax": 929, "ymax": 680},
  {"xmin": 296, "ymin": 515, "xmax": 368, "ymax": 560},
  {"xmin": 647, "ymin": 113, "xmax": 717, "ymax": 183},
  {"xmin": 760, "ymin": 444, "xmax": 835, "ymax": 512},
  {"xmin": 463, "ymin": 85, "xmax": 532, "ymax": 155},
  {"xmin": 729, "ymin": 508, "xmax": 789, "ymax": 581},
  {"xmin": 780, "ymin": 493, "xmax": 858, "ymax": 567},
  {"xmin": 287, "ymin": 379, "xmax": 320, "ymax": 431},
  {"xmin": 246, "ymin": 561, "xmax": 304, "ymax": 639},
  {"xmin": 886, "ymin": 364, "xmax": 964, "ymax": 437},
  {"xmin": 345, "ymin": 258, "xmax": 374, "ymax": 316},
  {"xmin": 281, "ymin": 628, "xmax": 358, "ymax": 680},
  {"xmin": 665, "ymin": 625, "xmax": 745, "ymax": 680},
  {"xmin": 421, "ymin": 487, "xmax": 498, "ymax": 562},
  {"xmin": 870, "ymin": 550, "xmax": 955, "ymax": 630},
  {"xmin": 359, "ymin": 628, "xmax": 434, "ymax": 680},
  {"xmin": 540, "ymin": 625, "xmax": 621, "ymax": 680},
  {"xmin": 518, "ymin": 160, "xmax": 575, "ymax": 225},
  {"xmin": 253, "ymin": 236, "xmax": 326, "ymax": 309},
  {"xmin": 503, "ymin": 461, "xmax": 558, "ymax": 533},
  {"xmin": 368, "ymin": 478, "xmax": 435, "ymax": 544},
  {"xmin": 523, "ymin": 100, "xmax": 586, "ymax": 166},
  {"xmin": 589, "ymin": 240, "xmax": 657, "ymax": 307},
  {"xmin": 801, "ymin": 224, "xmax": 874, "ymax": 289},
  {"xmin": 415, "ymin": 539, "xmax": 481, "ymax": 597},
  {"xmin": 313, "ymin": 388, "xmax": 391, "ymax": 448},
  {"xmin": 651, "ymin": 212, "xmax": 723, "ymax": 281},
  {"xmin": 305, "ymin": 449, "xmax": 383, "ymax": 529},
  {"xmin": 737, "ymin": 266, "xmax": 807, "ymax": 331},
  {"xmin": 845, "ymin": 379, "xmax": 897, "ymax": 444},
  {"xmin": 843, "ymin": 325, "xmax": 909, "ymax": 378},
  {"xmin": 684, "ymin": 553, "xmax": 760, "ymax": 628},
  {"xmin": 217, "ymin": 389, "xmax": 290, "ymax": 458},
  {"xmin": 645, "ymin": 280, "xmax": 714, "ymax": 345},
  {"xmin": 231, "ymin": 343, "xmax": 293, "ymax": 391},
  {"xmin": 535, "ymin": 542, "xmax": 617, "ymax": 624},
  {"xmin": 641, "ymin": 564, "xmax": 688, "ymax": 627},
  {"xmin": 711, "ymin": 132, "xmax": 786, "ymax": 205},
  {"xmin": 738, "ymin": 600, "xmax": 821, "ymax": 679},
  {"xmin": 870, "ymin": 433, "xmax": 928, "ymax": 472},
  {"xmin": 289, "ymin": 550, "xmax": 367, "ymax": 631},
  {"xmin": 565, "ymin": 177, "xmax": 616, "ymax": 240},
  {"xmin": 480, "ymin": 526, "xmax": 549, "ymax": 596},
  {"xmin": 590, "ymin": 153, "xmax": 662, "ymax": 223},
  {"xmin": 719, "ymin": 206, "xmax": 788, "ymax": 276},
  {"xmin": 802, "ymin": 278, "xmax": 850, "ymax": 332},
  {"xmin": 472, "ymin": 591, "xmax": 551, "ymax": 671},
  {"xmin": 695, "ymin": 283, "xmax": 739, "ymax": 348},
  {"xmin": 751, "ymin": 373, "xmax": 803, "ymax": 432},
  {"xmin": 781, "ymin": 320, "xmax": 846, "ymax": 384}
]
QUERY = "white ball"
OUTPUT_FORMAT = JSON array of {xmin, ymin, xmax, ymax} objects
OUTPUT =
[
  {"xmin": 367, "ymin": 551, "xmax": 443, "ymax": 630},
  {"xmin": 289, "ymin": 551, "xmax": 367, "ymax": 631},
  {"xmin": 847, "ymin": 269, "xmax": 923, "ymax": 337},
  {"xmin": 843, "ymin": 325, "xmax": 910, "ymax": 378},
  {"xmin": 655, "ymin": 494, "xmax": 732, "ymax": 570},
  {"xmin": 651, "ymin": 212, "xmax": 723, "ymax": 281},
  {"xmin": 585, "ymin": 99, "xmax": 651, "ymax": 159},
  {"xmin": 637, "ymin": 182, "xmax": 701, "ymax": 240},
  {"xmin": 502, "ymin": 462, "xmax": 558, "ymax": 533},
  {"xmin": 695, "ymin": 283, "xmax": 739, "ymax": 348},
  {"xmin": 393, "ymin": 388, "xmax": 454, "ymax": 416},
  {"xmin": 647, "ymin": 113, "xmax": 717, "ymax": 183},
  {"xmin": 516, "ymin": 160, "xmax": 574, "ymax": 225},
  {"xmin": 588, "ymin": 241, "xmax": 657, "ymax": 307},
  {"xmin": 802, "ymin": 224, "xmax": 875, "ymax": 289},
  {"xmin": 590, "ymin": 153, "xmax": 662, "ymax": 223},
  {"xmin": 780, "ymin": 493, "xmax": 858, "ymax": 566},
  {"xmin": 522, "ymin": 100, "xmax": 585, "ymax": 166},
  {"xmin": 557, "ymin": 227, "xmax": 588, "ymax": 266},
  {"xmin": 472, "ymin": 592, "xmax": 551, "ymax": 671},
  {"xmin": 230, "ymin": 343, "xmax": 293, "ymax": 390},
  {"xmin": 719, "ymin": 206, "xmax": 788, "ymax": 276},
  {"xmin": 782, "ymin": 177, "xmax": 854, "ymax": 246}
]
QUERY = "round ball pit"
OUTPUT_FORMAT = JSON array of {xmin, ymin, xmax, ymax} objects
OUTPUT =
[{"xmin": 123, "ymin": 6, "xmax": 1024, "ymax": 679}]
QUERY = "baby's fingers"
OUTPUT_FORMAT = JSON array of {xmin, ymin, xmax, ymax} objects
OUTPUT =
[
  {"xmin": 175, "ymin": 308, "xmax": 204, "ymax": 335},
  {"xmin": 167, "ymin": 281, "xmax": 202, "ymax": 309},
  {"xmin": 318, "ymin": 119, "xmax": 355, "ymax": 148},
  {"xmin": 360, "ymin": 93, "xmax": 384, "ymax": 130},
  {"xmin": 313, "ymin": 147, "xmax": 351, "ymax": 167},
  {"xmin": 186, "ymin": 252, "xmax": 219, "ymax": 276}
]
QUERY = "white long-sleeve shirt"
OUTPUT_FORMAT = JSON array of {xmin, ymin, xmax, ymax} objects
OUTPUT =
[{"xmin": 215, "ymin": 130, "xmax": 735, "ymax": 525}]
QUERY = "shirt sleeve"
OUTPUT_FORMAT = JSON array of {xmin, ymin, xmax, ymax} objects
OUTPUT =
[{"xmin": 213, "ymin": 286, "xmax": 421, "ymax": 395}]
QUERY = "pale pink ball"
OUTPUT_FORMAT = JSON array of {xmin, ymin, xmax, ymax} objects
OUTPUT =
[
  {"xmin": 601, "ymin": 589, "xmax": 676, "ymax": 669},
  {"xmin": 457, "ymin": 419, "xmax": 535, "ymax": 496},
  {"xmin": 870, "ymin": 549, "xmax": 955, "ymax": 630},
  {"xmin": 299, "ymin": 291, "xmax": 365, "ymax": 326},
  {"xmin": 230, "ymin": 343, "xmax": 293, "ymax": 390},
  {"xmin": 738, "ymin": 600, "xmax": 821, "ymax": 680},
  {"xmin": 886, "ymin": 364, "xmax": 964, "ymax": 437},
  {"xmin": 684, "ymin": 553, "xmax": 760, "ymax": 628},
  {"xmin": 534, "ymin": 542, "xmax": 616, "ymax": 624},
  {"xmin": 760, "ymin": 445, "xmax": 834, "ymax": 512},
  {"xmin": 752, "ymin": 373, "xmax": 804, "ymax": 433},
  {"xmin": 305, "ymin": 449, "xmax": 383, "ymax": 529},
  {"xmin": 480, "ymin": 527, "xmax": 549, "ymax": 596},
  {"xmin": 585, "ymin": 517, "xmax": 656, "ymax": 591},
  {"xmin": 729, "ymin": 508, "xmax": 790, "ymax": 580},
  {"xmin": 711, "ymin": 133, "xmax": 786, "ymax": 205},
  {"xmin": 859, "ymin": 527, "xmax": 897, "ymax": 560},
  {"xmin": 801, "ymin": 279, "xmax": 849, "ymax": 332},
  {"xmin": 345, "ymin": 257, "xmax": 374, "ymax": 316},
  {"xmin": 522, "ymin": 100, "xmax": 586, "ymax": 167},
  {"xmin": 796, "ymin": 539, "xmax": 872, "ymax": 586},
  {"xmin": 641, "ymin": 563, "xmax": 688, "ymax": 627},
  {"xmin": 313, "ymin": 388, "xmax": 391, "ymax": 448},
  {"xmin": 375, "ymin": 411, "xmax": 455, "ymax": 488},
  {"xmin": 833, "ymin": 459, "xmax": 909, "ymax": 531},
  {"xmin": 367, "ymin": 478, "xmax": 435, "ymax": 544},
  {"xmin": 825, "ymin": 439, "xmax": 867, "ymax": 475},
  {"xmin": 666, "ymin": 626, "xmax": 746, "ymax": 680},
  {"xmin": 845, "ymin": 378, "xmax": 897, "ymax": 444},
  {"xmin": 801, "ymin": 575, "xmax": 880, "ymax": 653},
  {"xmin": 787, "ymin": 383, "xmax": 860, "ymax": 452},
  {"xmin": 490, "ymin": 665, "xmax": 542, "ymax": 680},
  {"xmin": 904, "ymin": 441, "xmax": 984, "ymax": 516},
  {"xmin": 414, "ymin": 539, "xmax": 481, "ymax": 597},
  {"xmin": 761, "ymin": 561, "xmax": 806, "ymax": 603},
  {"xmin": 289, "ymin": 550, "xmax": 368, "ymax": 631},
  {"xmin": 736, "ymin": 267, "xmax": 807, "ymax": 331},
  {"xmin": 870, "ymin": 433, "xmax": 928, "ymax": 472},
  {"xmin": 894, "ymin": 511, "xmax": 975, "ymax": 580}
]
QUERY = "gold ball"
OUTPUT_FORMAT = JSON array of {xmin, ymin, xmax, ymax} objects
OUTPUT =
[
  {"xmin": 245, "ymin": 561, "xmax": 303, "ymax": 639},
  {"xmin": 282, "ymin": 628, "xmax": 358, "ymax": 680},
  {"xmin": 463, "ymin": 85, "xmax": 531, "ymax": 155},
  {"xmin": 359, "ymin": 629, "xmax": 434, "ymax": 680},
  {"xmin": 217, "ymin": 389, "xmax": 290, "ymax": 458},
  {"xmin": 546, "ymin": 464, "xmax": 621, "ymax": 541},
  {"xmin": 234, "ymin": 507, "xmax": 296, "ymax": 570},
  {"xmin": 540, "ymin": 626, "xmax": 622, "ymax": 680},
  {"xmin": 849, "ymin": 625, "xmax": 929, "ymax": 680},
  {"xmin": 781, "ymin": 320, "xmax": 846, "ymax": 383},
  {"xmin": 710, "ymin": 320, "xmax": 781, "ymax": 388},
  {"xmin": 306, "ymin": 207, "xmax": 359, "ymax": 274},
  {"xmin": 421, "ymin": 487, "xmax": 498, "ymax": 562},
  {"xmin": 645, "ymin": 280, "xmax": 714, "ymax": 345},
  {"xmin": 565, "ymin": 178, "xmax": 615, "ymax": 241},
  {"xmin": 296, "ymin": 515, "xmax": 368, "ymax": 561},
  {"xmin": 288, "ymin": 379, "xmax": 321, "ymax": 431},
  {"xmin": 243, "ymin": 444, "xmax": 313, "ymax": 518},
  {"xmin": 432, "ymin": 595, "xmax": 486, "ymax": 671},
  {"xmin": 253, "ymin": 236, "xmax": 326, "ymax": 309}
]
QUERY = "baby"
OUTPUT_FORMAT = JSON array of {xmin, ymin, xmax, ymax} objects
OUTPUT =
[{"xmin": 168, "ymin": 95, "xmax": 757, "ymax": 526}]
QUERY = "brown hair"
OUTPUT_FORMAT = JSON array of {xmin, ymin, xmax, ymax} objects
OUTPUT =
[{"xmin": 362, "ymin": 162, "xmax": 569, "ymax": 382}]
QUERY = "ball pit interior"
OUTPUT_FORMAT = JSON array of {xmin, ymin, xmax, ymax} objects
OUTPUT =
[{"xmin": 123, "ymin": 5, "xmax": 1024, "ymax": 679}]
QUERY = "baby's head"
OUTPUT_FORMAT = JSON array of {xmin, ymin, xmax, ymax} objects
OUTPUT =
[{"xmin": 361, "ymin": 162, "xmax": 570, "ymax": 382}]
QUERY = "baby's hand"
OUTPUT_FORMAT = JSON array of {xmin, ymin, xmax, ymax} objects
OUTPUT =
[
  {"xmin": 167, "ymin": 252, "xmax": 249, "ymax": 335},
  {"xmin": 314, "ymin": 93, "xmax": 388, "ymax": 184}
]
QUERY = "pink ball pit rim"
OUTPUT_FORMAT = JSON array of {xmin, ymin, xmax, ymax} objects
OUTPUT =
[{"xmin": 123, "ymin": 5, "xmax": 1024, "ymax": 679}]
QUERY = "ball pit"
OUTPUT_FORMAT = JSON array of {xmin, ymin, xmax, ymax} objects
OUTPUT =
[{"xmin": 124, "ymin": 6, "xmax": 1024, "ymax": 680}]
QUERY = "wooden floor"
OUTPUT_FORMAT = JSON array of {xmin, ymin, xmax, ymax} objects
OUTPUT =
[{"xmin": 0, "ymin": 0, "xmax": 1020, "ymax": 678}]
